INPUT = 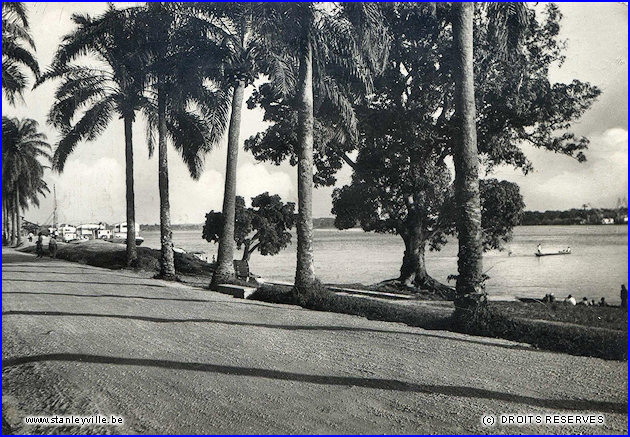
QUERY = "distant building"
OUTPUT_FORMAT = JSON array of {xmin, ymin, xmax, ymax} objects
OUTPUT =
[{"xmin": 602, "ymin": 217, "xmax": 615, "ymax": 225}]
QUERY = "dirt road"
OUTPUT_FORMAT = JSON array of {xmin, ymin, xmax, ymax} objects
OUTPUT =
[{"xmin": 2, "ymin": 248, "xmax": 627, "ymax": 434}]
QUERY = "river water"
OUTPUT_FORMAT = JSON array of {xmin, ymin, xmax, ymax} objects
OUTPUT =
[{"xmin": 141, "ymin": 225, "xmax": 628, "ymax": 303}]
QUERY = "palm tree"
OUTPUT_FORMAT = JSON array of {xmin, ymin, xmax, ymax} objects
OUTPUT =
[
  {"xmin": 451, "ymin": 2, "xmax": 529, "ymax": 315},
  {"xmin": 189, "ymin": 3, "xmax": 260, "ymax": 286},
  {"xmin": 2, "ymin": 2, "xmax": 39, "ymax": 104},
  {"xmin": 38, "ymin": 6, "xmax": 149, "ymax": 266},
  {"xmin": 140, "ymin": 2, "xmax": 231, "ymax": 279},
  {"xmin": 255, "ymin": 3, "xmax": 389, "ymax": 291},
  {"xmin": 2, "ymin": 117, "xmax": 51, "ymax": 246},
  {"xmin": 452, "ymin": 2, "xmax": 482, "ymax": 304}
]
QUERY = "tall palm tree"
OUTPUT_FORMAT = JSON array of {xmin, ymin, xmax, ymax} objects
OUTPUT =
[
  {"xmin": 452, "ymin": 2, "xmax": 482, "ymax": 304},
  {"xmin": 255, "ymin": 3, "xmax": 389, "ymax": 291},
  {"xmin": 140, "ymin": 2, "xmax": 230, "ymax": 279},
  {"xmin": 2, "ymin": 2, "xmax": 39, "ymax": 104},
  {"xmin": 2, "ymin": 117, "xmax": 51, "ymax": 246},
  {"xmin": 190, "ymin": 3, "xmax": 260, "ymax": 286},
  {"xmin": 38, "ymin": 6, "xmax": 149, "ymax": 266},
  {"xmin": 451, "ymin": 2, "xmax": 529, "ymax": 314}
]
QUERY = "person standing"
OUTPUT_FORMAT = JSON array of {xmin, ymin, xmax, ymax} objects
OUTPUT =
[
  {"xmin": 620, "ymin": 284, "xmax": 627, "ymax": 310},
  {"xmin": 35, "ymin": 233, "xmax": 44, "ymax": 259},
  {"xmin": 48, "ymin": 234, "xmax": 58, "ymax": 259}
]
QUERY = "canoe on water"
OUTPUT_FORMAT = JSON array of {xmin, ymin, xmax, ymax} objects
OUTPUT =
[{"xmin": 535, "ymin": 250, "xmax": 571, "ymax": 257}]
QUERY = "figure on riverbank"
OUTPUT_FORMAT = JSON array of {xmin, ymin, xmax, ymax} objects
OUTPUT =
[
  {"xmin": 620, "ymin": 285, "xmax": 627, "ymax": 309},
  {"xmin": 542, "ymin": 293, "xmax": 555, "ymax": 303},
  {"xmin": 537, "ymin": 243, "xmax": 542, "ymax": 254},
  {"xmin": 35, "ymin": 233, "xmax": 44, "ymax": 259},
  {"xmin": 565, "ymin": 294, "xmax": 576, "ymax": 306},
  {"xmin": 48, "ymin": 235, "xmax": 58, "ymax": 259},
  {"xmin": 599, "ymin": 297, "xmax": 607, "ymax": 307}
]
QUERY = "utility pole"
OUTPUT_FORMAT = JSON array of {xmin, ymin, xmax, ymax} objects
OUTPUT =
[{"xmin": 53, "ymin": 184, "xmax": 57, "ymax": 230}]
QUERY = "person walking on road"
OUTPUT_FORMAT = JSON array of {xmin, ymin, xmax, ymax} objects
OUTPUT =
[{"xmin": 48, "ymin": 234, "xmax": 58, "ymax": 259}]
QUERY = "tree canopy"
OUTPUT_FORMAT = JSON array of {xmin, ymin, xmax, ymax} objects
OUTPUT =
[{"xmin": 203, "ymin": 192, "xmax": 296, "ymax": 262}]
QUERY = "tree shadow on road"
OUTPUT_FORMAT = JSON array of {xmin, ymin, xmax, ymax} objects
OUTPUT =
[
  {"xmin": 4, "ymin": 264, "xmax": 99, "ymax": 269},
  {"xmin": 2, "ymin": 292, "xmax": 292, "ymax": 310},
  {"xmin": 3, "ymin": 353, "xmax": 626, "ymax": 414},
  {"xmin": 2, "ymin": 278, "xmax": 166, "ymax": 288},
  {"xmin": 3, "ymin": 310, "xmax": 535, "ymax": 353}
]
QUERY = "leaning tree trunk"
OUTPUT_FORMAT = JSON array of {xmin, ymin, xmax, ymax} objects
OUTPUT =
[
  {"xmin": 240, "ymin": 239, "xmax": 252, "ymax": 262},
  {"xmin": 452, "ymin": 2, "xmax": 486, "ymax": 319},
  {"xmin": 294, "ymin": 36, "xmax": 316, "ymax": 291},
  {"xmin": 157, "ymin": 86, "xmax": 176, "ymax": 280},
  {"xmin": 212, "ymin": 80, "xmax": 246, "ymax": 286},
  {"xmin": 124, "ymin": 114, "xmax": 138, "ymax": 267},
  {"xmin": 15, "ymin": 188, "xmax": 21, "ymax": 246}
]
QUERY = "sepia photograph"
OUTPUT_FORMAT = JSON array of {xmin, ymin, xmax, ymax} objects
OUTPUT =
[{"xmin": 2, "ymin": 1, "xmax": 627, "ymax": 434}]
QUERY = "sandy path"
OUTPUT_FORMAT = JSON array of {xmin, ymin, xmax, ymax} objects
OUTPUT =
[{"xmin": 2, "ymin": 248, "xmax": 627, "ymax": 434}]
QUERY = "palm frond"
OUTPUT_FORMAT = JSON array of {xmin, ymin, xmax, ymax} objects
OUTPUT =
[
  {"xmin": 2, "ymin": 60, "xmax": 27, "ymax": 103},
  {"xmin": 52, "ymin": 97, "xmax": 116, "ymax": 171}
]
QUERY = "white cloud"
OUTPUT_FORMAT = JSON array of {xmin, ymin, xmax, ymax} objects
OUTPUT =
[
  {"xmin": 491, "ymin": 128, "xmax": 628, "ymax": 210},
  {"xmin": 236, "ymin": 162, "xmax": 295, "ymax": 205},
  {"xmin": 168, "ymin": 170, "xmax": 224, "ymax": 224},
  {"xmin": 51, "ymin": 157, "xmax": 126, "ymax": 224}
]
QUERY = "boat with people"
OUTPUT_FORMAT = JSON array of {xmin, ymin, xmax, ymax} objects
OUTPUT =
[{"xmin": 535, "ymin": 245, "xmax": 572, "ymax": 257}]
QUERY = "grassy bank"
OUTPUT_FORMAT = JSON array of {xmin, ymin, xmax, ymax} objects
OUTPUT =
[
  {"xmin": 251, "ymin": 283, "xmax": 627, "ymax": 361},
  {"xmin": 18, "ymin": 240, "xmax": 214, "ymax": 278}
]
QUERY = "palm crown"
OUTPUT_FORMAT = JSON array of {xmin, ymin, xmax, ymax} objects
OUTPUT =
[{"xmin": 2, "ymin": 2, "xmax": 40, "ymax": 104}]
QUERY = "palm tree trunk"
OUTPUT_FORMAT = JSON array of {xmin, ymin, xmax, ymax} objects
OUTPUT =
[
  {"xmin": 452, "ymin": 3, "xmax": 484, "ymax": 307},
  {"xmin": 212, "ymin": 80, "xmax": 246, "ymax": 286},
  {"xmin": 3, "ymin": 196, "xmax": 9, "ymax": 245},
  {"xmin": 157, "ymin": 86, "xmax": 176, "ymax": 279},
  {"xmin": 294, "ymin": 37, "xmax": 316, "ymax": 289},
  {"xmin": 15, "ymin": 188, "xmax": 22, "ymax": 246},
  {"xmin": 10, "ymin": 195, "xmax": 17, "ymax": 247},
  {"xmin": 124, "ymin": 114, "xmax": 138, "ymax": 267}
]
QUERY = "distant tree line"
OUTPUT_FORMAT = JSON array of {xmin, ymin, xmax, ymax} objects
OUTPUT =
[{"xmin": 521, "ymin": 207, "xmax": 628, "ymax": 226}]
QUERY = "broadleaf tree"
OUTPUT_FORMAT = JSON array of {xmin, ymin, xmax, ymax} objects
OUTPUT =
[{"xmin": 203, "ymin": 192, "xmax": 295, "ymax": 263}]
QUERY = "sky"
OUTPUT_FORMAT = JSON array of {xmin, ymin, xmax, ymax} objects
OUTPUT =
[{"xmin": 3, "ymin": 2, "xmax": 628, "ymax": 225}]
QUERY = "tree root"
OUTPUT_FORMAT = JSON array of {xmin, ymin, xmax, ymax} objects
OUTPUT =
[{"xmin": 372, "ymin": 275, "xmax": 455, "ymax": 301}]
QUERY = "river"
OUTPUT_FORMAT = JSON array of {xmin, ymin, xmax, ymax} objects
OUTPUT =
[{"xmin": 141, "ymin": 225, "xmax": 628, "ymax": 303}]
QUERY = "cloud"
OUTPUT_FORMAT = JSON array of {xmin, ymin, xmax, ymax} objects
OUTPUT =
[
  {"xmin": 50, "ymin": 157, "xmax": 126, "ymax": 224},
  {"xmin": 492, "ymin": 128, "xmax": 628, "ymax": 210},
  {"xmin": 236, "ymin": 162, "xmax": 295, "ymax": 205},
  {"xmin": 168, "ymin": 170, "xmax": 224, "ymax": 224}
]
